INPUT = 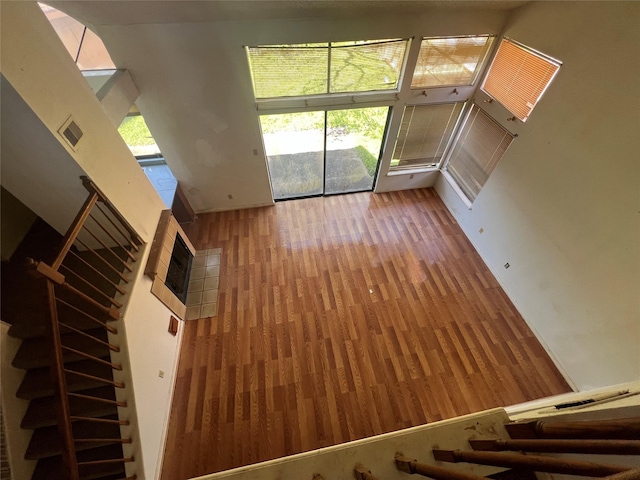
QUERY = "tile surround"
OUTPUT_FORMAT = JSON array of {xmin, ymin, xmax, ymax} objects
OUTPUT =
[
  {"xmin": 185, "ymin": 248, "xmax": 221, "ymax": 320},
  {"xmin": 145, "ymin": 210, "xmax": 195, "ymax": 320}
]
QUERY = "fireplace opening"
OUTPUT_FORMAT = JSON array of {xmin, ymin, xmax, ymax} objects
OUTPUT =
[{"xmin": 165, "ymin": 233, "xmax": 193, "ymax": 304}]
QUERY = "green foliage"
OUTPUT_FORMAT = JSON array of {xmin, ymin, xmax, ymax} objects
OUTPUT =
[
  {"xmin": 118, "ymin": 116, "xmax": 156, "ymax": 146},
  {"xmin": 354, "ymin": 145, "xmax": 379, "ymax": 177}
]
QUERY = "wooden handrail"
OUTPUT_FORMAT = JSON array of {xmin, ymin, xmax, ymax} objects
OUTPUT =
[
  {"xmin": 52, "ymin": 192, "xmax": 99, "ymax": 271},
  {"xmin": 67, "ymin": 249, "xmax": 127, "ymax": 295},
  {"xmin": 469, "ymin": 438, "xmax": 640, "ymax": 455},
  {"xmin": 33, "ymin": 176, "xmax": 143, "ymax": 479},
  {"xmin": 45, "ymin": 281, "xmax": 80, "ymax": 480},
  {"xmin": 506, "ymin": 418, "xmax": 640, "ymax": 440},
  {"xmin": 81, "ymin": 176, "xmax": 143, "ymax": 248},
  {"xmin": 395, "ymin": 454, "xmax": 487, "ymax": 480},
  {"xmin": 432, "ymin": 449, "xmax": 631, "ymax": 477},
  {"xmin": 60, "ymin": 264, "xmax": 123, "ymax": 308}
]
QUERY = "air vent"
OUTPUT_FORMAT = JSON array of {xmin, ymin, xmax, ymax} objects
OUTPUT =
[{"xmin": 58, "ymin": 117, "xmax": 83, "ymax": 150}]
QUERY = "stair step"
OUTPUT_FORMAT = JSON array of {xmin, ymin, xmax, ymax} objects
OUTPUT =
[
  {"xmin": 17, "ymin": 359, "xmax": 114, "ymax": 400},
  {"xmin": 32, "ymin": 444, "xmax": 127, "ymax": 480},
  {"xmin": 12, "ymin": 328, "xmax": 110, "ymax": 369},
  {"xmin": 26, "ymin": 416, "xmax": 124, "ymax": 460},
  {"xmin": 22, "ymin": 386, "xmax": 117, "ymax": 429}
]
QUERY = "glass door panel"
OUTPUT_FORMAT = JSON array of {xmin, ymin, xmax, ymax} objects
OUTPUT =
[
  {"xmin": 325, "ymin": 107, "xmax": 388, "ymax": 195},
  {"xmin": 260, "ymin": 112, "xmax": 325, "ymax": 200}
]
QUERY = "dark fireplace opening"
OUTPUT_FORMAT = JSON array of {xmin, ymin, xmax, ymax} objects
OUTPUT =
[{"xmin": 165, "ymin": 234, "xmax": 193, "ymax": 304}]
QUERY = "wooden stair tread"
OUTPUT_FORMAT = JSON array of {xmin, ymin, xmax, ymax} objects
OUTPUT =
[
  {"xmin": 17, "ymin": 359, "xmax": 114, "ymax": 400},
  {"xmin": 26, "ymin": 416, "xmax": 123, "ymax": 460},
  {"xmin": 12, "ymin": 328, "xmax": 110, "ymax": 369},
  {"xmin": 22, "ymin": 386, "xmax": 117, "ymax": 429},
  {"xmin": 32, "ymin": 444, "xmax": 127, "ymax": 480}
]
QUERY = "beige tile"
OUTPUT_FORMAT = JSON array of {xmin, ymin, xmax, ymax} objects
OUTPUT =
[
  {"xmin": 205, "ymin": 265, "xmax": 220, "ymax": 278},
  {"xmin": 161, "ymin": 285, "xmax": 173, "ymax": 305},
  {"xmin": 189, "ymin": 278, "xmax": 204, "ymax": 292},
  {"xmin": 186, "ymin": 305, "xmax": 202, "ymax": 321},
  {"xmin": 201, "ymin": 302, "xmax": 217, "ymax": 318},
  {"xmin": 157, "ymin": 261, "xmax": 169, "ymax": 283},
  {"xmin": 175, "ymin": 302, "xmax": 186, "ymax": 320},
  {"xmin": 192, "ymin": 255, "xmax": 206, "ymax": 268},
  {"xmin": 186, "ymin": 291, "xmax": 202, "ymax": 307},
  {"xmin": 190, "ymin": 267, "xmax": 205, "ymax": 280},
  {"xmin": 202, "ymin": 288, "xmax": 218, "ymax": 304},
  {"xmin": 204, "ymin": 276, "xmax": 219, "ymax": 290},
  {"xmin": 167, "ymin": 220, "xmax": 178, "ymax": 242},
  {"xmin": 159, "ymin": 246, "xmax": 172, "ymax": 266},
  {"xmin": 195, "ymin": 249, "xmax": 208, "ymax": 257},
  {"xmin": 151, "ymin": 278, "xmax": 164, "ymax": 299},
  {"xmin": 207, "ymin": 248, "xmax": 222, "ymax": 255},
  {"xmin": 206, "ymin": 254, "xmax": 221, "ymax": 266}
]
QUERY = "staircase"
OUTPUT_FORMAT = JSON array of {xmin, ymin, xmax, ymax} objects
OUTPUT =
[{"xmin": 2, "ymin": 177, "xmax": 143, "ymax": 480}]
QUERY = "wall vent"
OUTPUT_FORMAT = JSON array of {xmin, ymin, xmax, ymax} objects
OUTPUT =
[{"xmin": 58, "ymin": 117, "xmax": 83, "ymax": 149}]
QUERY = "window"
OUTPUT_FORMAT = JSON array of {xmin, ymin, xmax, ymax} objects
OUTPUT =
[
  {"xmin": 391, "ymin": 103, "xmax": 464, "ymax": 171},
  {"xmin": 482, "ymin": 38, "xmax": 561, "ymax": 122},
  {"xmin": 39, "ymin": 3, "xmax": 115, "ymax": 71},
  {"xmin": 445, "ymin": 104, "xmax": 514, "ymax": 201},
  {"xmin": 247, "ymin": 39, "xmax": 408, "ymax": 99},
  {"xmin": 411, "ymin": 35, "xmax": 495, "ymax": 89}
]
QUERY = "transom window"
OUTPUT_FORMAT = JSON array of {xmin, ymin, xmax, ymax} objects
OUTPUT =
[
  {"xmin": 482, "ymin": 38, "xmax": 561, "ymax": 122},
  {"xmin": 411, "ymin": 35, "xmax": 495, "ymax": 89},
  {"xmin": 247, "ymin": 39, "xmax": 408, "ymax": 99},
  {"xmin": 391, "ymin": 103, "xmax": 464, "ymax": 171}
]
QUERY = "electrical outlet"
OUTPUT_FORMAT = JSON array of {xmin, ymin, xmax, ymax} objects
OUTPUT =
[
  {"xmin": 158, "ymin": 370, "xmax": 165, "ymax": 378},
  {"xmin": 504, "ymin": 262, "xmax": 510, "ymax": 269},
  {"xmin": 479, "ymin": 227, "xmax": 484, "ymax": 234}
]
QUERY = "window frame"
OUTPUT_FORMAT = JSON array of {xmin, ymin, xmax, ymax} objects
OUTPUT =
[
  {"xmin": 480, "ymin": 37, "xmax": 562, "ymax": 122},
  {"xmin": 246, "ymin": 38, "xmax": 411, "ymax": 102},
  {"xmin": 410, "ymin": 34, "xmax": 496, "ymax": 90},
  {"xmin": 389, "ymin": 101, "xmax": 466, "ymax": 172},
  {"xmin": 442, "ymin": 103, "xmax": 515, "ymax": 204}
]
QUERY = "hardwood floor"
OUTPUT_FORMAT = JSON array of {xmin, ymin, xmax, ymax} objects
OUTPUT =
[{"xmin": 160, "ymin": 188, "xmax": 570, "ymax": 479}]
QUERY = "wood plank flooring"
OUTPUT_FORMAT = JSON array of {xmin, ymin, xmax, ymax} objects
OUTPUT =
[{"xmin": 160, "ymin": 188, "xmax": 570, "ymax": 479}]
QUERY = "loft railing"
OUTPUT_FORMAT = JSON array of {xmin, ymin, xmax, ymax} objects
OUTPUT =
[
  {"xmin": 356, "ymin": 417, "xmax": 640, "ymax": 480},
  {"xmin": 28, "ymin": 176, "xmax": 142, "ymax": 480}
]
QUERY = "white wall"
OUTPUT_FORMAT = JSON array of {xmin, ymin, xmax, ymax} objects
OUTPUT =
[
  {"xmin": 1, "ymin": 4, "xmax": 185, "ymax": 478},
  {"xmin": 87, "ymin": 9, "xmax": 509, "ymax": 211},
  {"xmin": 435, "ymin": 1, "xmax": 640, "ymax": 390}
]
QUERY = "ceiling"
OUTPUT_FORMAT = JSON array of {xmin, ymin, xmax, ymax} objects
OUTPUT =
[{"xmin": 49, "ymin": 0, "xmax": 529, "ymax": 26}]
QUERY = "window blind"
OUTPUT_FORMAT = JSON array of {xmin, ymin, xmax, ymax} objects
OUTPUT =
[
  {"xmin": 411, "ymin": 36, "xmax": 494, "ymax": 88},
  {"xmin": 247, "ymin": 45, "xmax": 329, "ymax": 98},
  {"xmin": 247, "ymin": 39, "xmax": 408, "ymax": 99},
  {"xmin": 445, "ymin": 104, "xmax": 514, "ymax": 201},
  {"xmin": 482, "ymin": 38, "xmax": 560, "ymax": 121},
  {"xmin": 391, "ymin": 103, "xmax": 464, "ymax": 170}
]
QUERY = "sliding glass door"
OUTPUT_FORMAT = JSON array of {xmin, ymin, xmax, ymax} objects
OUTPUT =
[{"xmin": 261, "ymin": 107, "xmax": 389, "ymax": 200}]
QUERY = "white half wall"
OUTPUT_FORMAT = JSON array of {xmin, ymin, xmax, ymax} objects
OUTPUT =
[
  {"xmin": 1, "ymin": 3, "xmax": 186, "ymax": 478},
  {"xmin": 435, "ymin": 1, "xmax": 640, "ymax": 390}
]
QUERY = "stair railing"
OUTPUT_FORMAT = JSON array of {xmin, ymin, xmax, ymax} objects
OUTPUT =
[
  {"xmin": 27, "ymin": 176, "xmax": 143, "ymax": 480},
  {"xmin": 356, "ymin": 417, "xmax": 640, "ymax": 480}
]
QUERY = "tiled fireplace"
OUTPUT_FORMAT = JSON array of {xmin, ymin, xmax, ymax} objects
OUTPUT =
[{"xmin": 145, "ymin": 210, "xmax": 195, "ymax": 319}]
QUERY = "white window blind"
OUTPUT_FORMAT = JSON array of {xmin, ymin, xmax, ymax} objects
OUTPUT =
[
  {"xmin": 445, "ymin": 104, "xmax": 514, "ymax": 201},
  {"xmin": 482, "ymin": 38, "xmax": 561, "ymax": 122},
  {"xmin": 391, "ymin": 103, "xmax": 464, "ymax": 170},
  {"xmin": 247, "ymin": 39, "xmax": 408, "ymax": 99},
  {"xmin": 411, "ymin": 35, "xmax": 495, "ymax": 89}
]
